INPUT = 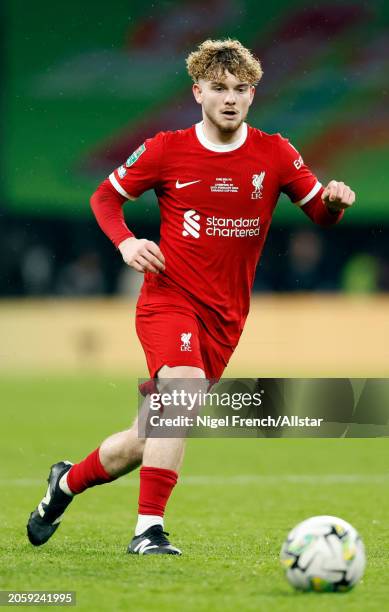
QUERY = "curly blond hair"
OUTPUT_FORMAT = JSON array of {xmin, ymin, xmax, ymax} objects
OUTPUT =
[{"xmin": 186, "ymin": 39, "xmax": 263, "ymax": 86}]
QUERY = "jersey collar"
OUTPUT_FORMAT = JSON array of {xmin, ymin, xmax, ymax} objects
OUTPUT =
[{"xmin": 195, "ymin": 121, "xmax": 248, "ymax": 152}]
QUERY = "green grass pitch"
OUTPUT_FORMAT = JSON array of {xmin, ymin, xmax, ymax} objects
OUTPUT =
[{"xmin": 1, "ymin": 374, "xmax": 389, "ymax": 611}]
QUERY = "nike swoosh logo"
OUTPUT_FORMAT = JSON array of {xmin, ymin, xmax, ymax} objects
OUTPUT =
[{"xmin": 175, "ymin": 179, "xmax": 201, "ymax": 189}]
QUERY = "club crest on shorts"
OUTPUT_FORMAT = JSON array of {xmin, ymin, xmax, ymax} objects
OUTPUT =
[
  {"xmin": 180, "ymin": 332, "xmax": 192, "ymax": 352},
  {"xmin": 251, "ymin": 171, "xmax": 265, "ymax": 199}
]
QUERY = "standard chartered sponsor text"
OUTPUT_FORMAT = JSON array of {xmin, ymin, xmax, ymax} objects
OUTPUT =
[{"xmin": 206, "ymin": 215, "xmax": 260, "ymax": 237}]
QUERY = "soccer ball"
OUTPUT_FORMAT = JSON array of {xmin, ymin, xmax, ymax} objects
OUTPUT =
[{"xmin": 280, "ymin": 515, "xmax": 366, "ymax": 592}]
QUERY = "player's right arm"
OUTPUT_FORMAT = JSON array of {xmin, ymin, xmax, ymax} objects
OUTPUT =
[
  {"xmin": 90, "ymin": 133, "xmax": 165, "ymax": 274},
  {"xmin": 117, "ymin": 237, "xmax": 165, "ymax": 274}
]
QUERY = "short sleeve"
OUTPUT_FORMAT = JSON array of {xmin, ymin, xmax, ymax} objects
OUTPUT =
[
  {"xmin": 108, "ymin": 131, "xmax": 165, "ymax": 200},
  {"xmin": 276, "ymin": 134, "xmax": 322, "ymax": 206}
]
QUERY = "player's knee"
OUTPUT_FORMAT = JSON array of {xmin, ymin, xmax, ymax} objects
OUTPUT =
[
  {"xmin": 121, "ymin": 438, "xmax": 144, "ymax": 468},
  {"xmin": 127, "ymin": 422, "xmax": 145, "ymax": 444}
]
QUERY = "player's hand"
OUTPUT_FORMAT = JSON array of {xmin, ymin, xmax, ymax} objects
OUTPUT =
[
  {"xmin": 118, "ymin": 237, "xmax": 165, "ymax": 274},
  {"xmin": 322, "ymin": 180, "xmax": 355, "ymax": 212}
]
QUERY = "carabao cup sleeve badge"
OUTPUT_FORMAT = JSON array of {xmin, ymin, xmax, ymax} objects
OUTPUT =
[{"xmin": 126, "ymin": 143, "xmax": 146, "ymax": 167}]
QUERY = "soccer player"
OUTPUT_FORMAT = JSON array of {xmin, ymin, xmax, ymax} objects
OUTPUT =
[{"xmin": 27, "ymin": 39, "xmax": 355, "ymax": 555}]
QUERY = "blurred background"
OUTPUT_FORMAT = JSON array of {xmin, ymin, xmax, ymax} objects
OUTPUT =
[{"xmin": 1, "ymin": 0, "xmax": 388, "ymax": 375}]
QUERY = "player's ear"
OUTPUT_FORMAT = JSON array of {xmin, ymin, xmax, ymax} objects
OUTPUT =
[
  {"xmin": 248, "ymin": 86, "xmax": 255, "ymax": 106},
  {"xmin": 192, "ymin": 83, "xmax": 203, "ymax": 105}
]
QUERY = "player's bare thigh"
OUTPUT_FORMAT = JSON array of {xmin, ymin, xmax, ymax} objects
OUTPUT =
[
  {"xmin": 141, "ymin": 365, "xmax": 208, "ymax": 470},
  {"xmin": 133, "ymin": 365, "xmax": 206, "ymax": 433},
  {"xmin": 158, "ymin": 365, "xmax": 206, "ymax": 379},
  {"xmin": 99, "ymin": 366, "xmax": 206, "ymax": 473}
]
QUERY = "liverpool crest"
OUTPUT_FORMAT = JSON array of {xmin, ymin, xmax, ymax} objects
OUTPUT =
[{"xmin": 251, "ymin": 171, "xmax": 265, "ymax": 199}]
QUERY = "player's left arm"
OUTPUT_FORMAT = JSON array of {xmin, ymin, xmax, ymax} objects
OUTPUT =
[{"xmin": 277, "ymin": 135, "xmax": 355, "ymax": 226}]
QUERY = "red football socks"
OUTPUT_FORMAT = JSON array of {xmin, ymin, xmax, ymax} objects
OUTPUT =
[
  {"xmin": 67, "ymin": 447, "xmax": 116, "ymax": 494},
  {"xmin": 138, "ymin": 466, "xmax": 178, "ymax": 516},
  {"xmin": 66, "ymin": 455, "xmax": 178, "ymax": 519}
]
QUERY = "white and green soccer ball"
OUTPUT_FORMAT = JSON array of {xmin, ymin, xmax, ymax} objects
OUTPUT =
[{"xmin": 280, "ymin": 515, "xmax": 366, "ymax": 592}]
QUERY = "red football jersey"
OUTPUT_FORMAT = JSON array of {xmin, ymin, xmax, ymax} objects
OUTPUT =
[{"xmin": 108, "ymin": 122, "xmax": 325, "ymax": 347}]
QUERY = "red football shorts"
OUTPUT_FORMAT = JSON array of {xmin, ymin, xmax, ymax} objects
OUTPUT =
[{"xmin": 136, "ymin": 299, "xmax": 234, "ymax": 381}]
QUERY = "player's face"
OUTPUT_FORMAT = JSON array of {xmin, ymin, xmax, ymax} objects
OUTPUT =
[{"xmin": 193, "ymin": 71, "xmax": 255, "ymax": 134}]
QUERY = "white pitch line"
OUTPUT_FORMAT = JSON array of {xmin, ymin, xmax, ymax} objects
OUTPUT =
[{"xmin": 1, "ymin": 474, "xmax": 389, "ymax": 487}]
